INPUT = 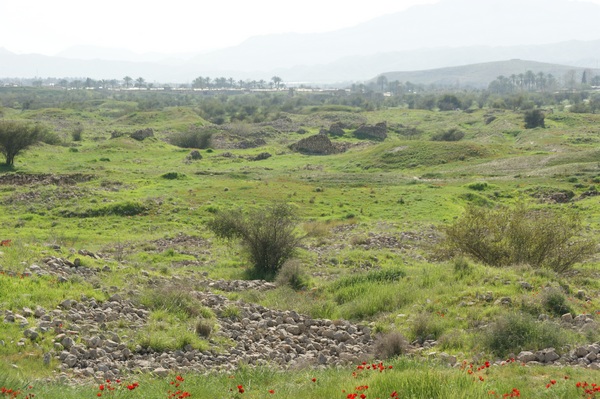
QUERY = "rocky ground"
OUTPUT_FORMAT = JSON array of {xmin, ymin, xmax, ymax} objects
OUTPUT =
[{"xmin": 2, "ymin": 253, "xmax": 600, "ymax": 385}]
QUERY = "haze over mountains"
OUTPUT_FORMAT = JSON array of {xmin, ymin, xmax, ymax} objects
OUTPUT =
[{"xmin": 2, "ymin": 0, "xmax": 600, "ymax": 85}]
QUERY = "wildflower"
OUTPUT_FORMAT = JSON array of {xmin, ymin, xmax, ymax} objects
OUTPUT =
[
  {"xmin": 312, "ymin": 378, "xmax": 317, "ymax": 383},
  {"xmin": 269, "ymin": 389, "xmax": 275, "ymax": 394}
]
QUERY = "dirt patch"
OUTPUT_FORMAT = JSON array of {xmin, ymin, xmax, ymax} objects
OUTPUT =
[{"xmin": 0, "ymin": 173, "xmax": 94, "ymax": 186}]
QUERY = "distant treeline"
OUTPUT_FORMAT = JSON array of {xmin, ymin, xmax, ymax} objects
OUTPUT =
[{"xmin": 1, "ymin": 79, "xmax": 600, "ymax": 125}]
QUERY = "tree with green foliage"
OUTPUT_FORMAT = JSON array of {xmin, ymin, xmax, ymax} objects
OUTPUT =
[
  {"xmin": 271, "ymin": 76, "xmax": 282, "ymax": 90},
  {"xmin": 207, "ymin": 202, "xmax": 302, "ymax": 280},
  {"xmin": 437, "ymin": 94, "xmax": 462, "ymax": 111},
  {"xmin": 0, "ymin": 120, "xmax": 47, "ymax": 166},
  {"xmin": 123, "ymin": 76, "xmax": 133, "ymax": 88},
  {"xmin": 524, "ymin": 109, "xmax": 545, "ymax": 128}
]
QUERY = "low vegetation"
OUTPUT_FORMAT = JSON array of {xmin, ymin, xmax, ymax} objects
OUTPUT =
[
  {"xmin": 442, "ymin": 203, "xmax": 596, "ymax": 272},
  {"xmin": 1, "ymin": 86, "xmax": 600, "ymax": 398}
]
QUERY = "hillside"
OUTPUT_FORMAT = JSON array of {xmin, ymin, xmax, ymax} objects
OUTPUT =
[
  {"xmin": 377, "ymin": 59, "xmax": 600, "ymax": 88},
  {"xmin": 1, "ymin": 89, "xmax": 600, "ymax": 397}
]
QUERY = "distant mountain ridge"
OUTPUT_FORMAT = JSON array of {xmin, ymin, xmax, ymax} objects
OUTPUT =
[
  {"xmin": 377, "ymin": 59, "xmax": 600, "ymax": 88},
  {"xmin": 1, "ymin": 0, "xmax": 600, "ymax": 84}
]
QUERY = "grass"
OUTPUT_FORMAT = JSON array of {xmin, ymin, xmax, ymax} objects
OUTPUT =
[
  {"xmin": 3, "ymin": 358, "xmax": 600, "ymax": 398},
  {"xmin": 1, "ymin": 90, "xmax": 600, "ymax": 396}
]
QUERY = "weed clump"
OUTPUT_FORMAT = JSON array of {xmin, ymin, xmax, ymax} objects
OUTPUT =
[
  {"xmin": 442, "ymin": 203, "xmax": 595, "ymax": 272},
  {"xmin": 409, "ymin": 313, "xmax": 446, "ymax": 343},
  {"xmin": 275, "ymin": 260, "xmax": 310, "ymax": 290},
  {"xmin": 195, "ymin": 319, "xmax": 213, "ymax": 338},
  {"xmin": 374, "ymin": 331, "xmax": 409, "ymax": 359}
]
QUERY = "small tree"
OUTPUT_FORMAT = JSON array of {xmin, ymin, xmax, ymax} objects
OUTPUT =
[
  {"xmin": 524, "ymin": 109, "xmax": 545, "ymax": 129},
  {"xmin": 207, "ymin": 202, "xmax": 302, "ymax": 280},
  {"xmin": 0, "ymin": 120, "xmax": 47, "ymax": 166}
]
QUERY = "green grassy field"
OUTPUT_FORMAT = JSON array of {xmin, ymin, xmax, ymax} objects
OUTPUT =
[{"xmin": 1, "ymin": 89, "xmax": 600, "ymax": 398}]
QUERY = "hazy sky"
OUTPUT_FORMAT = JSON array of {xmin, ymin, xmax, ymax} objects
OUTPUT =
[
  {"xmin": 2, "ymin": 0, "xmax": 600, "ymax": 56},
  {"xmin": 1, "ymin": 0, "xmax": 439, "ymax": 55}
]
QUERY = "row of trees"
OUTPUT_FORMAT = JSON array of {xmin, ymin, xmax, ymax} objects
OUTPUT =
[
  {"xmin": 3, "ymin": 75, "xmax": 285, "ymax": 91},
  {"xmin": 489, "ymin": 70, "xmax": 600, "ymax": 95},
  {"xmin": 191, "ymin": 76, "xmax": 284, "ymax": 90}
]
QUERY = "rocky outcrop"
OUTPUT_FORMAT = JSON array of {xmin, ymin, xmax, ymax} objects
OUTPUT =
[
  {"xmin": 5, "ymin": 290, "xmax": 375, "ymax": 381},
  {"xmin": 353, "ymin": 122, "xmax": 387, "ymax": 141},
  {"xmin": 130, "ymin": 128, "xmax": 154, "ymax": 141},
  {"xmin": 289, "ymin": 134, "xmax": 340, "ymax": 155}
]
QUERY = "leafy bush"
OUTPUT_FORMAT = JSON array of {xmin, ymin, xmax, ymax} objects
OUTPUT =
[
  {"xmin": 169, "ymin": 128, "xmax": 213, "ymax": 149},
  {"xmin": 541, "ymin": 288, "xmax": 572, "ymax": 316},
  {"xmin": 206, "ymin": 202, "xmax": 302, "ymax": 280},
  {"xmin": 466, "ymin": 182, "xmax": 488, "ymax": 191},
  {"xmin": 71, "ymin": 125, "xmax": 84, "ymax": 141},
  {"xmin": 484, "ymin": 313, "xmax": 566, "ymax": 357},
  {"xmin": 524, "ymin": 109, "xmax": 545, "ymax": 129},
  {"xmin": 431, "ymin": 128, "xmax": 464, "ymax": 142},
  {"xmin": 442, "ymin": 203, "xmax": 595, "ymax": 272},
  {"xmin": 410, "ymin": 313, "xmax": 446, "ymax": 343},
  {"xmin": 161, "ymin": 172, "xmax": 186, "ymax": 180}
]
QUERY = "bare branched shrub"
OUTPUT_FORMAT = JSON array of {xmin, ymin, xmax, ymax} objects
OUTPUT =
[
  {"xmin": 374, "ymin": 331, "xmax": 409, "ymax": 359},
  {"xmin": 442, "ymin": 203, "xmax": 595, "ymax": 272},
  {"xmin": 207, "ymin": 202, "xmax": 302, "ymax": 280}
]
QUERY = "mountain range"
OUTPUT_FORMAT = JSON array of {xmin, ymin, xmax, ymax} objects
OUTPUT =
[{"xmin": 1, "ymin": 0, "xmax": 600, "ymax": 85}]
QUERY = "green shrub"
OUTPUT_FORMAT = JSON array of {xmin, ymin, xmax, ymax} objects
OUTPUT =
[
  {"xmin": 442, "ymin": 203, "xmax": 595, "ymax": 272},
  {"xmin": 484, "ymin": 313, "xmax": 566, "ymax": 357},
  {"xmin": 524, "ymin": 109, "xmax": 545, "ymax": 129},
  {"xmin": 169, "ymin": 128, "xmax": 213, "ymax": 149},
  {"xmin": 410, "ymin": 313, "xmax": 446, "ymax": 343},
  {"xmin": 161, "ymin": 172, "xmax": 185, "ymax": 180},
  {"xmin": 453, "ymin": 257, "xmax": 472, "ymax": 278},
  {"xmin": 541, "ymin": 288, "xmax": 572, "ymax": 316},
  {"xmin": 431, "ymin": 128, "xmax": 464, "ymax": 142},
  {"xmin": 466, "ymin": 182, "xmax": 488, "ymax": 191},
  {"xmin": 206, "ymin": 202, "xmax": 302, "ymax": 280},
  {"xmin": 71, "ymin": 125, "xmax": 83, "ymax": 141}
]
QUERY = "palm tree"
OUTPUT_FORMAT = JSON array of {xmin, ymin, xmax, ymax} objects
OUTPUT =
[
  {"xmin": 271, "ymin": 76, "xmax": 283, "ymax": 89},
  {"xmin": 192, "ymin": 76, "xmax": 204, "ymax": 89},
  {"xmin": 123, "ymin": 76, "xmax": 133, "ymax": 88},
  {"xmin": 135, "ymin": 77, "xmax": 146, "ymax": 89}
]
